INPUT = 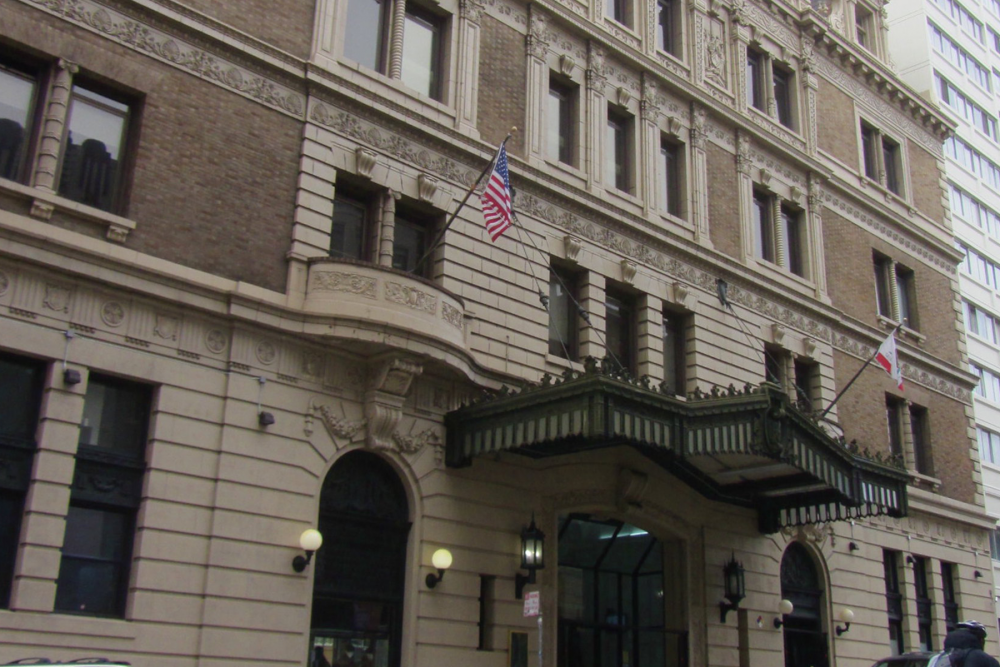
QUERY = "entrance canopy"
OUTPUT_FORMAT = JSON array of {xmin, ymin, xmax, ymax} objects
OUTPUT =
[{"xmin": 445, "ymin": 361, "xmax": 907, "ymax": 533}]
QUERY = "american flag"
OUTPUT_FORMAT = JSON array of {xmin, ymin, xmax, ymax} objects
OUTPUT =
[{"xmin": 480, "ymin": 142, "xmax": 513, "ymax": 241}]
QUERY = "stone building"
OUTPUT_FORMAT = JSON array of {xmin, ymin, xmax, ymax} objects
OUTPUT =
[
  {"xmin": 0, "ymin": 0, "xmax": 991, "ymax": 665},
  {"xmin": 886, "ymin": 0, "xmax": 1000, "ymax": 629}
]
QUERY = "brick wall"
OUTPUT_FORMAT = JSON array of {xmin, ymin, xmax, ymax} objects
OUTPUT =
[
  {"xmin": 2, "ymin": 1, "xmax": 301, "ymax": 293},
  {"xmin": 478, "ymin": 16, "xmax": 527, "ymax": 156},
  {"xmin": 908, "ymin": 140, "xmax": 946, "ymax": 225},
  {"xmin": 706, "ymin": 143, "xmax": 741, "ymax": 260},
  {"xmin": 174, "ymin": 0, "xmax": 315, "ymax": 59},
  {"xmin": 817, "ymin": 78, "xmax": 857, "ymax": 168}
]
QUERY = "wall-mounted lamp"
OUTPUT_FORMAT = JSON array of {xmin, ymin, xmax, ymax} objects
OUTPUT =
[
  {"xmin": 835, "ymin": 608, "xmax": 855, "ymax": 636},
  {"xmin": 975, "ymin": 570, "xmax": 984, "ymax": 579},
  {"xmin": 292, "ymin": 529, "xmax": 323, "ymax": 572},
  {"xmin": 257, "ymin": 376, "xmax": 275, "ymax": 427},
  {"xmin": 719, "ymin": 553, "xmax": 746, "ymax": 623},
  {"xmin": 62, "ymin": 331, "xmax": 81, "ymax": 385},
  {"xmin": 515, "ymin": 515, "xmax": 546, "ymax": 599},
  {"xmin": 774, "ymin": 599, "xmax": 794, "ymax": 629},
  {"xmin": 848, "ymin": 542, "xmax": 859, "ymax": 552},
  {"xmin": 906, "ymin": 555, "xmax": 916, "ymax": 566},
  {"xmin": 426, "ymin": 548, "xmax": 453, "ymax": 588}
]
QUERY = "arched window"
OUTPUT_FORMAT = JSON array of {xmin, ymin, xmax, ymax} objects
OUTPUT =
[
  {"xmin": 311, "ymin": 452, "xmax": 410, "ymax": 667},
  {"xmin": 556, "ymin": 514, "xmax": 688, "ymax": 667},
  {"xmin": 780, "ymin": 542, "xmax": 828, "ymax": 667}
]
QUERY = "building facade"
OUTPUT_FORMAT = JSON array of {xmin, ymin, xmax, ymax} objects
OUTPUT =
[
  {"xmin": 886, "ymin": 0, "xmax": 1000, "ymax": 633},
  {"xmin": 0, "ymin": 0, "xmax": 992, "ymax": 666}
]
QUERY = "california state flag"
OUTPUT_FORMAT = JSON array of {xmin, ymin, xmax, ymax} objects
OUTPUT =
[{"xmin": 875, "ymin": 332, "xmax": 903, "ymax": 390}]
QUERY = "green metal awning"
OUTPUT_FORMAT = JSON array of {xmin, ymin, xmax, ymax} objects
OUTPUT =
[{"xmin": 445, "ymin": 362, "xmax": 908, "ymax": 534}]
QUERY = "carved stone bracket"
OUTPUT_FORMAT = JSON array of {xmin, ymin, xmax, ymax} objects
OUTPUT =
[
  {"xmin": 356, "ymin": 148, "xmax": 378, "ymax": 178},
  {"xmin": 418, "ymin": 173, "xmax": 439, "ymax": 203},
  {"xmin": 620, "ymin": 259, "xmax": 637, "ymax": 285},
  {"xmin": 365, "ymin": 355, "xmax": 424, "ymax": 449},
  {"xmin": 616, "ymin": 468, "xmax": 649, "ymax": 512},
  {"xmin": 564, "ymin": 235, "xmax": 583, "ymax": 261}
]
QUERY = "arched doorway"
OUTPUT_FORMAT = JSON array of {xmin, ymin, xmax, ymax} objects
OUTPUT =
[
  {"xmin": 310, "ymin": 451, "xmax": 410, "ymax": 667},
  {"xmin": 780, "ymin": 542, "xmax": 828, "ymax": 667},
  {"xmin": 557, "ymin": 514, "xmax": 688, "ymax": 667}
]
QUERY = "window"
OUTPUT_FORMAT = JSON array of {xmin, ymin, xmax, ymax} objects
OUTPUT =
[
  {"xmin": 753, "ymin": 190, "xmax": 775, "ymax": 263},
  {"xmin": 662, "ymin": 308, "xmax": 687, "ymax": 396},
  {"xmin": 991, "ymin": 527, "xmax": 1000, "ymax": 559},
  {"xmin": 978, "ymin": 426, "xmax": 1000, "ymax": 464},
  {"xmin": 312, "ymin": 451, "xmax": 410, "ymax": 667},
  {"xmin": 929, "ymin": 22, "xmax": 991, "ymax": 90},
  {"xmin": 941, "ymin": 562, "xmax": 958, "ymax": 631},
  {"xmin": 772, "ymin": 65, "xmax": 794, "ymax": 129},
  {"xmin": 782, "ymin": 204, "xmax": 805, "ymax": 277},
  {"xmin": 951, "ymin": 185, "xmax": 1000, "ymax": 240},
  {"xmin": 909, "ymin": 403, "xmax": 931, "ymax": 475},
  {"xmin": 0, "ymin": 59, "xmax": 39, "ymax": 182},
  {"xmin": 56, "ymin": 374, "xmax": 151, "ymax": 617},
  {"xmin": 330, "ymin": 191, "xmax": 373, "ymax": 260},
  {"xmin": 855, "ymin": 5, "xmax": 874, "ymax": 50},
  {"xmin": 884, "ymin": 550, "xmax": 904, "ymax": 656},
  {"xmin": 886, "ymin": 396, "xmax": 904, "ymax": 459},
  {"xmin": 606, "ymin": 0, "xmax": 631, "ymax": 27},
  {"xmin": 605, "ymin": 289, "xmax": 636, "ymax": 375},
  {"xmin": 972, "ymin": 363, "xmax": 1000, "ymax": 402},
  {"xmin": 557, "ymin": 514, "xmax": 688, "ymax": 667},
  {"xmin": 0, "ymin": 353, "xmax": 45, "ymax": 609},
  {"xmin": 873, "ymin": 253, "xmax": 917, "ymax": 328},
  {"xmin": 549, "ymin": 264, "xmax": 581, "ymax": 360},
  {"xmin": 478, "ymin": 575, "xmax": 496, "ymax": 650},
  {"xmin": 607, "ymin": 106, "xmax": 633, "ymax": 194},
  {"xmin": 959, "ymin": 244, "xmax": 1000, "ymax": 288},
  {"xmin": 793, "ymin": 358, "xmax": 818, "ymax": 412},
  {"xmin": 780, "ymin": 543, "xmax": 827, "ymax": 667},
  {"xmin": 548, "ymin": 76, "xmax": 577, "ymax": 166},
  {"xmin": 401, "ymin": 5, "xmax": 443, "ymax": 100},
  {"xmin": 914, "ymin": 557, "xmax": 933, "ymax": 651},
  {"xmin": 966, "ymin": 301, "xmax": 1000, "ymax": 344},
  {"xmin": 861, "ymin": 122, "xmax": 904, "ymax": 196},
  {"xmin": 746, "ymin": 48, "xmax": 766, "ymax": 112},
  {"xmin": 659, "ymin": 138, "xmax": 682, "ymax": 217},
  {"xmin": 937, "ymin": 73, "xmax": 998, "ymax": 141},
  {"xmin": 765, "ymin": 346, "xmax": 788, "ymax": 388},
  {"xmin": 657, "ymin": 0, "xmax": 680, "ymax": 56},
  {"xmin": 391, "ymin": 207, "xmax": 434, "ymax": 277},
  {"xmin": 946, "ymin": 136, "xmax": 1000, "ymax": 192},
  {"xmin": 343, "ymin": 0, "xmax": 448, "ymax": 101}
]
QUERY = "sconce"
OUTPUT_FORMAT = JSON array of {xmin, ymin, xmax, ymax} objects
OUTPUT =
[
  {"xmin": 292, "ymin": 529, "xmax": 323, "ymax": 572},
  {"xmin": 774, "ymin": 599, "xmax": 794, "ymax": 628},
  {"xmin": 906, "ymin": 555, "xmax": 915, "ymax": 566},
  {"xmin": 259, "ymin": 411, "xmax": 276, "ymax": 426},
  {"xmin": 515, "ymin": 515, "xmax": 546, "ymax": 599},
  {"xmin": 257, "ymin": 376, "xmax": 275, "ymax": 427},
  {"xmin": 848, "ymin": 542, "xmax": 859, "ymax": 552},
  {"xmin": 975, "ymin": 570, "xmax": 984, "ymax": 579},
  {"xmin": 62, "ymin": 332, "xmax": 81, "ymax": 385},
  {"xmin": 719, "ymin": 553, "xmax": 746, "ymax": 623},
  {"xmin": 426, "ymin": 548, "xmax": 453, "ymax": 588},
  {"xmin": 835, "ymin": 608, "xmax": 855, "ymax": 636}
]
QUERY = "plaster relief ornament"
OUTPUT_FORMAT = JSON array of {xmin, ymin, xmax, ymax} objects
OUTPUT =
[
  {"xmin": 205, "ymin": 329, "xmax": 228, "ymax": 354},
  {"xmin": 706, "ymin": 35, "xmax": 727, "ymax": 87},
  {"xmin": 101, "ymin": 301, "xmax": 125, "ymax": 327},
  {"xmin": 43, "ymin": 284, "xmax": 71, "ymax": 313},
  {"xmin": 256, "ymin": 340, "xmax": 277, "ymax": 365},
  {"xmin": 154, "ymin": 314, "xmax": 179, "ymax": 341}
]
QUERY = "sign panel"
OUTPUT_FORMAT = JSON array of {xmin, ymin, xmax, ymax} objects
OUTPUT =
[{"xmin": 523, "ymin": 591, "xmax": 540, "ymax": 617}]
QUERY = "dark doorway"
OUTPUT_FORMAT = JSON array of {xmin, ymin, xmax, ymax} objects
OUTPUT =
[{"xmin": 781, "ymin": 542, "xmax": 829, "ymax": 667}]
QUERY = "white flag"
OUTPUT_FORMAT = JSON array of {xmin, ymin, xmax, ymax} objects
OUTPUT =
[{"xmin": 875, "ymin": 332, "xmax": 903, "ymax": 390}]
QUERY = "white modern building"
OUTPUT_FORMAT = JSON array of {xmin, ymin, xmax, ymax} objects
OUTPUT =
[{"xmin": 888, "ymin": 0, "xmax": 1000, "ymax": 630}]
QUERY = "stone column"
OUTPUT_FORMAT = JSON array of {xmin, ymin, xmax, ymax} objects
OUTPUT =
[
  {"xmin": 690, "ymin": 103, "xmax": 711, "ymax": 247},
  {"xmin": 736, "ymin": 131, "xmax": 754, "ymax": 260},
  {"xmin": 525, "ymin": 6, "xmax": 550, "ymax": 162},
  {"xmin": 389, "ymin": 0, "xmax": 407, "ymax": 80},
  {"xmin": 888, "ymin": 259, "xmax": 902, "ymax": 323},
  {"xmin": 578, "ymin": 271, "xmax": 607, "ymax": 360},
  {"xmin": 640, "ymin": 74, "xmax": 661, "ymax": 219},
  {"xmin": 33, "ymin": 59, "xmax": 77, "ymax": 194},
  {"xmin": 731, "ymin": 5, "xmax": 751, "ymax": 114},
  {"xmin": 585, "ymin": 41, "xmax": 608, "ymax": 191},
  {"xmin": 772, "ymin": 195, "xmax": 786, "ymax": 269},
  {"xmin": 637, "ymin": 294, "xmax": 664, "ymax": 383},
  {"xmin": 10, "ymin": 363, "xmax": 84, "ymax": 612},
  {"xmin": 902, "ymin": 400, "xmax": 917, "ymax": 472},
  {"xmin": 379, "ymin": 190, "xmax": 400, "ymax": 268},
  {"xmin": 800, "ymin": 41, "xmax": 819, "ymax": 156},
  {"xmin": 807, "ymin": 175, "xmax": 829, "ymax": 297},
  {"xmin": 456, "ymin": 0, "xmax": 484, "ymax": 137}
]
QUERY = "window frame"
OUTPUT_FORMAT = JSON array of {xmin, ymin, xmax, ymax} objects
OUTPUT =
[
  {"xmin": 661, "ymin": 307, "xmax": 688, "ymax": 396},
  {"xmin": 659, "ymin": 137, "xmax": 683, "ymax": 218},
  {"xmin": 548, "ymin": 74, "xmax": 578, "ymax": 167},
  {"xmin": 330, "ymin": 190, "xmax": 375, "ymax": 261},
  {"xmin": 656, "ymin": 0, "xmax": 681, "ymax": 57},
  {"xmin": 0, "ymin": 57, "xmax": 42, "ymax": 184},
  {"xmin": 606, "ymin": 105, "xmax": 634, "ymax": 195},
  {"xmin": 605, "ymin": 287, "xmax": 637, "ymax": 376},
  {"xmin": 400, "ymin": 3, "xmax": 445, "ymax": 102},
  {"xmin": 860, "ymin": 120, "xmax": 906, "ymax": 197},
  {"xmin": 548, "ymin": 262, "xmax": 581, "ymax": 361}
]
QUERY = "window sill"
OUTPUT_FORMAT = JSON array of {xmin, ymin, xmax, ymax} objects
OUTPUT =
[
  {"xmin": 859, "ymin": 175, "xmax": 907, "ymax": 207},
  {"xmin": 0, "ymin": 178, "xmax": 135, "ymax": 243},
  {"xmin": 333, "ymin": 59, "xmax": 457, "ymax": 121},
  {"xmin": 749, "ymin": 256, "xmax": 816, "ymax": 292},
  {"xmin": 546, "ymin": 352, "xmax": 582, "ymax": 372},
  {"xmin": 543, "ymin": 157, "xmax": 587, "ymax": 182},
  {"xmin": 909, "ymin": 470, "xmax": 941, "ymax": 492},
  {"xmin": 876, "ymin": 315, "xmax": 925, "ymax": 344},
  {"xmin": 605, "ymin": 186, "xmax": 642, "ymax": 208},
  {"xmin": 746, "ymin": 107, "xmax": 803, "ymax": 142}
]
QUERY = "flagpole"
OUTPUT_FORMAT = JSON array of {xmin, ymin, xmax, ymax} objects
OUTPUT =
[
  {"xmin": 411, "ymin": 129, "xmax": 515, "ymax": 275},
  {"xmin": 818, "ymin": 322, "xmax": 904, "ymax": 420}
]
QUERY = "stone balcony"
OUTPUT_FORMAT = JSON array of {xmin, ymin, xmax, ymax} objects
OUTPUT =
[{"xmin": 305, "ymin": 259, "xmax": 466, "ymax": 350}]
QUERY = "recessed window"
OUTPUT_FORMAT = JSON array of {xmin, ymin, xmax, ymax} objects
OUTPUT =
[
  {"xmin": 659, "ymin": 138, "xmax": 682, "ymax": 218},
  {"xmin": 343, "ymin": 0, "xmax": 389, "ymax": 72},
  {"xmin": 401, "ymin": 5, "xmax": 443, "ymax": 100},
  {"xmin": 607, "ymin": 106, "xmax": 634, "ymax": 194},
  {"xmin": 772, "ymin": 65, "xmax": 794, "ymax": 129},
  {"xmin": 883, "ymin": 550, "xmax": 904, "ymax": 656},
  {"xmin": 58, "ymin": 85, "xmax": 132, "ymax": 213},
  {"xmin": 56, "ymin": 374, "xmax": 151, "ymax": 617},
  {"xmin": 548, "ymin": 76, "xmax": 577, "ymax": 166},
  {"xmin": 941, "ymin": 562, "xmax": 958, "ymax": 632},
  {"xmin": 746, "ymin": 48, "xmax": 766, "ymax": 112},
  {"xmin": 886, "ymin": 395, "xmax": 904, "ymax": 460},
  {"xmin": 331, "ymin": 192, "xmax": 373, "ymax": 261},
  {"xmin": 909, "ymin": 404, "xmax": 931, "ymax": 476},
  {"xmin": 657, "ymin": 0, "xmax": 680, "ymax": 56},
  {"xmin": 793, "ymin": 358, "xmax": 817, "ymax": 411},
  {"xmin": 605, "ymin": 289, "xmax": 636, "ymax": 375},
  {"xmin": 913, "ymin": 557, "xmax": 933, "ymax": 651},
  {"xmin": 606, "ymin": 0, "xmax": 631, "ymax": 26},
  {"xmin": 549, "ymin": 263, "xmax": 580, "ymax": 360},
  {"xmin": 781, "ymin": 204, "xmax": 804, "ymax": 277},
  {"xmin": 873, "ymin": 253, "xmax": 917, "ymax": 329},
  {"xmin": 0, "ymin": 61, "xmax": 39, "ymax": 182},
  {"xmin": 855, "ymin": 5, "xmax": 874, "ymax": 51},
  {"xmin": 753, "ymin": 190, "xmax": 775, "ymax": 263},
  {"xmin": 860, "ymin": 121, "xmax": 904, "ymax": 196},
  {"xmin": 662, "ymin": 308, "xmax": 688, "ymax": 396},
  {"xmin": 391, "ymin": 210, "xmax": 431, "ymax": 277}
]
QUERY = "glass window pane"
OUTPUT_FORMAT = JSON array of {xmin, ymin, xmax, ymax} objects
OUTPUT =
[
  {"xmin": 0, "ymin": 66, "xmax": 36, "ymax": 181},
  {"xmin": 54, "ymin": 557, "xmax": 123, "ymax": 615},
  {"xmin": 392, "ymin": 216, "xmax": 428, "ymax": 275},
  {"xmin": 58, "ymin": 87, "xmax": 128, "ymax": 212},
  {"xmin": 401, "ymin": 9, "xmax": 441, "ymax": 100},
  {"xmin": 331, "ymin": 196, "xmax": 367, "ymax": 260},
  {"xmin": 62, "ymin": 506, "xmax": 127, "ymax": 560},
  {"xmin": 79, "ymin": 375, "xmax": 151, "ymax": 458},
  {"xmin": 344, "ymin": 0, "xmax": 387, "ymax": 71}
]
